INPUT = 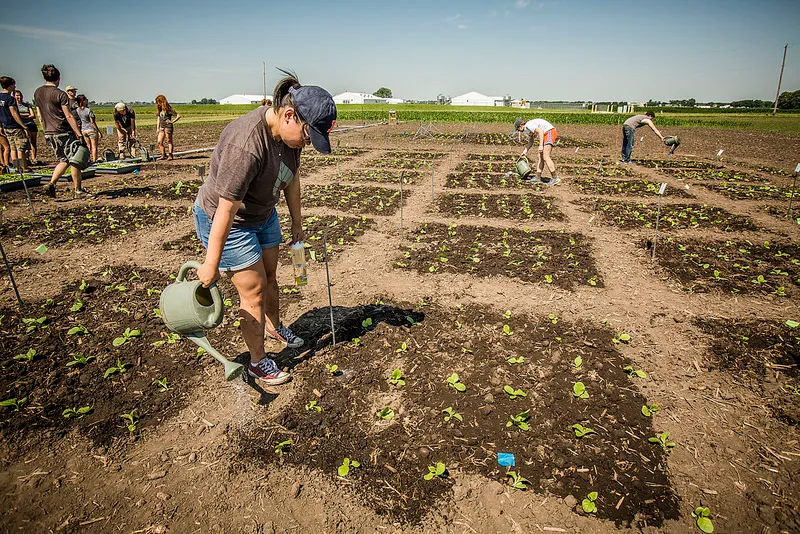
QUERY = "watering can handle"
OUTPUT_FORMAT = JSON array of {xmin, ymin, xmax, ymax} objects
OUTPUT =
[{"xmin": 176, "ymin": 261, "xmax": 224, "ymax": 330}]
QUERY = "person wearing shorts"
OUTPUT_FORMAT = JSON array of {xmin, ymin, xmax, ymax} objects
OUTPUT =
[
  {"xmin": 33, "ymin": 64, "xmax": 89, "ymax": 197},
  {"xmin": 0, "ymin": 76, "xmax": 31, "ymax": 172},
  {"xmin": 14, "ymin": 90, "xmax": 38, "ymax": 164},
  {"xmin": 113, "ymin": 102, "xmax": 137, "ymax": 159},
  {"xmin": 193, "ymin": 73, "xmax": 336, "ymax": 386},
  {"xmin": 76, "ymin": 95, "xmax": 101, "ymax": 162},
  {"xmin": 155, "ymin": 94, "xmax": 180, "ymax": 160},
  {"xmin": 514, "ymin": 117, "xmax": 560, "ymax": 185}
]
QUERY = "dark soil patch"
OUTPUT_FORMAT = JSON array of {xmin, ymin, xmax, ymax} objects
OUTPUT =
[
  {"xmin": 575, "ymin": 199, "xmax": 761, "ymax": 232},
  {"xmin": 0, "ymin": 204, "xmax": 184, "ymax": 247},
  {"xmin": 571, "ymin": 178, "xmax": 695, "ymax": 198},
  {"xmin": 340, "ymin": 168, "xmax": 423, "ymax": 184},
  {"xmin": 162, "ymin": 232, "xmax": 205, "ymax": 256},
  {"xmin": 699, "ymin": 182, "xmax": 799, "ymax": 201},
  {"xmin": 635, "ymin": 159, "xmax": 723, "ymax": 170},
  {"xmin": 302, "ymin": 184, "xmax": 406, "ymax": 215},
  {"xmin": 561, "ymin": 165, "xmax": 643, "ymax": 178},
  {"xmin": 92, "ymin": 179, "xmax": 201, "ymax": 201},
  {"xmin": 445, "ymin": 171, "xmax": 529, "ymax": 189},
  {"xmin": 397, "ymin": 223, "xmax": 603, "ymax": 290},
  {"xmin": 277, "ymin": 214, "xmax": 375, "ymax": 264},
  {"xmin": 382, "ymin": 150, "xmax": 446, "ymax": 159},
  {"xmin": 641, "ymin": 237, "xmax": 799, "ymax": 297},
  {"xmin": 363, "ymin": 156, "xmax": 434, "ymax": 170},
  {"xmin": 456, "ymin": 160, "xmax": 517, "ymax": 174},
  {"xmin": 659, "ymin": 167, "xmax": 767, "ymax": 183},
  {"xmin": 434, "ymin": 192, "xmax": 565, "ymax": 221},
  {"xmin": 761, "ymin": 204, "xmax": 798, "ymax": 222},
  {"xmin": 233, "ymin": 301, "xmax": 678, "ymax": 527}
]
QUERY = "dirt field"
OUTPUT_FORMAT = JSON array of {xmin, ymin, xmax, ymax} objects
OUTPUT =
[{"xmin": 0, "ymin": 119, "xmax": 799, "ymax": 534}]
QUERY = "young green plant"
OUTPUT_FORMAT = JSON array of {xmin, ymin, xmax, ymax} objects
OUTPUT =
[{"xmin": 423, "ymin": 462, "xmax": 446, "ymax": 480}]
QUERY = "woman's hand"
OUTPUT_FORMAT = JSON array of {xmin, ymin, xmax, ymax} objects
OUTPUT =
[
  {"xmin": 291, "ymin": 221, "xmax": 305, "ymax": 244},
  {"xmin": 197, "ymin": 261, "xmax": 220, "ymax": 287}
]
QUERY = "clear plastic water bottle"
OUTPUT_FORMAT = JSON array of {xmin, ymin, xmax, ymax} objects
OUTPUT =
[{"xmin": 291, "ymin": 241, "xmax": 307, "ymax": 287}]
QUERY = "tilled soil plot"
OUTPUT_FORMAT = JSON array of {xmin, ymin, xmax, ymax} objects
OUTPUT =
[
  {"xmin": 338, "ymin": 168, "xmax": 423, "ymax": 184},
  {"xmin": 570, "ymin": 178, "xmax": 695, "ymax": 198},
  {"xmin": 698, "ymin": 181, "xmax": 799, "ymax": 201},
  {"xmin": 233, "ymin": 301, "xmax": 678, "ymax": 527},
  {"xmin": 445, "ymin": 171, "xmax": 531, "ymax": 190},
  {"xmin": 302, "ymin": 184, "xmax": 406, "ymax": 215},
  {"xmin": 434, "ymin": 192, "xmax": 565, "ymax": 221}
]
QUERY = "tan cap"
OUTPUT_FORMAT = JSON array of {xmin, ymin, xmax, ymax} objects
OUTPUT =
[
  {"xmin": 114, "ymin": 102, "xmax": 126, "ymax": 111},
  {"xmin": 65, "ymin": 85, "xmax": 77, "ymax": 91}
]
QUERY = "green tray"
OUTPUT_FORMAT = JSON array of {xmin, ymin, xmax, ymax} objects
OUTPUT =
[{"xmin": 0, "ymin": 173, "xmax": 43, "ymax": 192}]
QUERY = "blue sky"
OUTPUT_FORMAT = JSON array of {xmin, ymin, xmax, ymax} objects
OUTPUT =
[{"xmin": 2, "ymin": 0, "xmax": 798, "ymax": 104}]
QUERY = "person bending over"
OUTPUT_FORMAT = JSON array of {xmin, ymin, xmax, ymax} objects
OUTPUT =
[
  {"xmin": 621, "ymin": 111, "xmax": 664, "ymax": 163},
  {"xmin": 514, "ymin": 117, "xmax": 560, "ymax": 185}
]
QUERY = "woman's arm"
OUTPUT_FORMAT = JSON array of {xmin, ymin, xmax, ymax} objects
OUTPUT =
[
  {"xmin": 172, "ymin": 112, "xmax": 181, "ymax": 123},
  {"xmin": 522, "ymin": 128, "xmax": 540, "ymax": 156},
  {"xmin": 198, "ymin": 197, "xmax": 241, "ymax": 286},
  {"xmin": 283, "ymin": 171, "xmax": 304, "ymax": 244}
]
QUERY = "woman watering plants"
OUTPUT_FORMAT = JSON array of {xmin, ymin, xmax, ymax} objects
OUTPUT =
[
  {"xmin": 155, "ymin": 94, "xmax": 180, "ymax": 160},
  {"xmin": 193, "ymin": 73, "xmax": 336, "ymax": 386},
  {"xmin": 514, "ymin": 117, "xmax": 560, "ymax": 185}
]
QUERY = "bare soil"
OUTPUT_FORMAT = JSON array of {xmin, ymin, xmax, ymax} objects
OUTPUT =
[{"xmin": 0, "ymin": 120, "xmax": 798, "ymax": 534}]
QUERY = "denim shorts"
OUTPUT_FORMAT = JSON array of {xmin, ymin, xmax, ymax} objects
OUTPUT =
[{"xmin": 193, "ymin": 201, "xmax": 283, "ymax": 272}]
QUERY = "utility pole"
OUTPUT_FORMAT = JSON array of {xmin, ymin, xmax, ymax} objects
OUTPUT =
[
  {"xmin": 263, "ymin": 62, "xmax": 267, "ymax": 100},
  {"xmin": 773, "ymin": 44, "xmax": 788, "ymax": 116}
]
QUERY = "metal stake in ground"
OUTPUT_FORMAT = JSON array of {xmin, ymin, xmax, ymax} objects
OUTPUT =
[
  {"xmin": 14, "ymin": 159, "xmax": 35, "ymax": 215},
  {"xmin": 399, "ymin": 171, "xmax": 405, "ymax": 235},
  {"xmin": 430, "ymin": 155, "xmax": 436, "ymax": 202},
  {"xmin": 322, "ymin": 228, "xmax": 336, "ymax": 346},
  {"xmin": 788, "ymin": 163, "xmax": 800, "ymax": 216},
  {"xmin": 0, "ymin": 241, "xmax": 23, "ymax": 308},
  {"xmin": 651, "ymin": 182, "xmax": 668, "ymax": 260},
  {"xmin": 150, "ymin": 144, "xmax": 159, "ymax": 182}
]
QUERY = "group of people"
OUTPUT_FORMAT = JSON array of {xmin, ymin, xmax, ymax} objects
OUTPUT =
[
  {"xmin": 0, "ymin": 64, "xmax": 183, "ymax": 196},
  {"xmin": 512, "ymin": 110, "xmax": 666, "ymax": 184}
]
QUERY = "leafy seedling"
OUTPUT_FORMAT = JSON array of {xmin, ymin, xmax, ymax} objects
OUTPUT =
[
  {"xmin": 67, "ymin": 325, "xmax": 89, "ymax": 336},
  {"xmin": 581, "ymin": 491, "xmax": 598, "ymax": 513},
  {"xmin": 361, "ymin": 317, "xmax": 373, "ymax": 328},
  {"xmin": 641, "ymin": 403, "xmax": 660, "ymax": 417},
  {"xmin": 612, "ymin": 332, "xmax": 632, "ymax": 344},
  {"xmin": 573, "ymin": 381, "xmax": 589, "ymax": 399},
  {"xmin": 337, "ymin": 457, "xmax": 361, "ymax": 477},
  {"xmin": 502, "ymin": 324, "xmax": 513, "ymax": 336},
  {"xmin": 446, "ymin": 373, "xmax": 466, "ymax": 392},
  {"xmin": 0, "ymin": 397, "xmax": 27, "ymax": 412},
  {"xmin": 120, "ymin": 409, "xmax": 138, "ymax": 431},
  {"xmin": 548, "ymin": 313, "xmax": 558, "ymax": 324},
  {"xmin": 395, "ymin": 342, "xmax": 408, "ymax": 353},
  {"xmin": 624, "ymin": 365, "xmax": 647, "ymax": 378},
  {"xmin": 377, "ymin": 407, "xmax": 395, "ymax": 420},
  {"xmin": 152, "ymin": 332, "xmax": 181, "ymax": 347},
  {"xmin": 152, "ymin": 377, "xmax": 169, "ymax": 392},
  {"xmin": 692, "ymin": 506, "xmax": 714, "ymax": 533},
  {"xmin": 274, "ymin": 439, "xmax": 292, "ymax": 455},
  {"xmin": 503, "ymin": 310, "xmax": 512, "ymax": 319},
  {"xmin": 63, "ymin": 406, "xmax": 93, "ymax": 420},
  {"xmin": 423, "ymin": 462, "xmax": 446, "ymax": 480},
  {"xmin": 305, "ymin": 400, "xmax": 322, "ymax": 412},
  {"xmin": 506, "ymin": 470, "xmax": 530, "ymax": 490},
  {"xmin": 66, "ymin": 353, "xmax": 94, "ymax": 367},
  {"xmin": 572, "ymin": 423, "xmax": 596, "ymax": 438},
  {"xmin": 442, "ymin": 407, "xmax": 463, "ymax": 422},
  {"xmin": 574, "ymin": 356, "xmax": 583, "ymax": 369},
  {"xmin": 506, "ymin": 410, "xmax": 531, "ymax": 431},
  {"xmin": 787, "ymin": 319, "xmax": 799, "ymax": 328},
  {"xmin": 389, "ymin": 369, "xmax": 405, "ymax": 387},
  {"xmin": 325, "ymin": 363, "xmax": 339, "ymax": 375},
  {"xmin": 112, "ymin": 327, "xmax": 141, "ymax": 347},
  {"xmin": 507, "ymin": 356, "xmax": 525, "ymax": 364},
  {"xmin": 22, "ymin": 316, "xmax": 48, "ymax": 333},
  {"xmin": 14, "ymin": 348, "xmax": 37, "ymax": 362},
  {"xmin": 648, "ymin": 431, "xmax": 676, "ymax": 451},
  {"xmin": 504, "ymin": 385, "xmax": 527, "ymax": 400},
  {"xmin": 104, "ymin": 358, "xmax": 132, "ymax": 379},
  {"xmin": 70, "ymin": 298, "xmax": 84, "ymax": 312}
]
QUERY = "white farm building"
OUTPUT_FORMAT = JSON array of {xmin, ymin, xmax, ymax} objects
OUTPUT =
[
  {"xmin": 451, "ymin": 92, "xmax": 506, "ymax": 107},
  {"xmin": 333, "ymin": 92, "xmax": 404, "ymax": 105},
  {"xmin": 219, "ymin": 94, "xmax": 271, "ymax": 105}
]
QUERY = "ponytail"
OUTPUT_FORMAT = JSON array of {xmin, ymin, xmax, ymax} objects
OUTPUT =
[{"xmin": 272, "ymin": 69, "xmax": 302, "ymax": 111}]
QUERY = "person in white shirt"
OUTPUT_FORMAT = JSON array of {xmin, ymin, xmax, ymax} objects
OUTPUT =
[{"xmin": 514, "ymin": 117, "xmax": 560, "ymax": 186}]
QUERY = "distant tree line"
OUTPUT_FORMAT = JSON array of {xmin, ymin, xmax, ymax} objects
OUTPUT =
[
  {"xmin": 191, "ymin": 98, "xmax": 218, "ymax": 105},
  {"xmin": 778, "ymin": 89, "xmax": 800, "ymax": 109}
]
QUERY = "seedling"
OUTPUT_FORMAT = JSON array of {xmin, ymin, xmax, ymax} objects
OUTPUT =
[
  {"xmin": 70, "ymin": 298, "xmax": 84, "ymax": 312},
  {"xmin": 389, "ymin": 369, "xmax": 405, "ymax": 387},
  {"xmin": 305, "ymin": 400, "xmax": 322, "ymax": 412},
  {"xmin": 112, "ymin": 327, "xmax": 141, "ymax": 347},
  {"xmin": 446, "ymin": 373, "xmax": 466, "ymax": 392},
  {"xmin": 423, "ymin": 462, "xmax": 447, "ymax": 480},
  {"xmin": 581, "ymin": 491, "xmax": 598, "ymax": 513},
  {"xmin": 63, "ymin": 406, "xmax": 93, "ymax": 420},
  {"xmin": 104, "ymin": 358, "xmax": 132, "ymax": 378},
  {"xmin": 120, "ymin": 409, "xmax": 138, "ymax": 431},
  {"xmin": 442, "ymin": 407, "xmax": 463, "ymax": 422},
  {"xmin": 624, "ymin": 365, "xmax": 647, "ymax": 378},
  {"xmin": 573, "ymin": 381, "xmax": 589, "ymax": 399},
  {"xmin": 348, "ymin": 337, "xmax": 362, "ymax": 347},
  {"xmin": 648, "ymin": 431, "xmax": 676, "ymax": 451},
  {"xmin": 66, "ymin": 353, "xmax": 94, "ymax": 367},
  {"xmin": 22, "ymin": 316, "xmax": 48, "ymax": 333},
  {"xmin": 572, "ymin": 423, "xmax": 596, "ymax": 438},
  {"xmin": 395, "ymin": 342, "xmax": 408, "ymax": 353},
  {"xmin": 146, "ymin": 288, "xmax": 162, "ymax": 296},
  {"xmin": 612, "ymin": 332, "xmax": 632, "ymax": 344},
  {"xmin": 507, "ymin": 356, "xmax": 525, "ymax": 364},
  {"xmin": 503, "ymin": 310, "xmax": 512, "ymax": 319},
  {"xmin": 14, "ymin": 348, "xmax": 37, "ymax": 362},
  {"xmin": 152, "ymin": 377, "xmax": 169, "ymax": 392},
  {"xmin": 377, "ymin": 407, "xmax": 395, "ymax": 420},
  {"xmin": 503, "ymin": 385, "xmax": 527, "ymax": 400},
  {"xmin": 502, "ymin": 324, "xmax": 513, "ymax": 336},
  {"xmin": 548, "ymin": 313, "xmax": 558, "ymax": 324},
  {"xmin": 787, "ymin": 319, "xmax": 799, "ymax": 328},
  {"xmin": 79, "ymin": 279, "xmax": 89, "ymax": 291},
  {"xmin": 506, "ymin": 410, "xmax": 531, "ymax": 431},
  {"xmin": 152, "ymin": 332, "xmax": 181, "ymax": 347},
  {"xmin": 574, "ymin": 356, "xmax": 583, "ymax": 369},
  {"xmin": 641, "ymin": 403, "xmax": 660, "ymax": 417},
  {"xmin": 506, "ymin": 470, "xmax": 530, "ymax": 490},
  {"xmin": 274, "ymin": 439, "xmax": 292, "ymax": 455},
  {"xmin": 361, "ymin": 317, "xmax": 373, "ymax": 328},
  {"xmin": 67, "ymin": 325, "xmax": 89, "ymax": 336},
  {"xmin": 544, "ymin": 274, "xmax": 553, "ymax": 284},
  {"xmin": 405, "ymin": 315, "xmax": 417, "ymax": 325},
  {"xmin": 325, "ymin": 363, "xmax": 339, "ymax": 375},
  {"xmin": 692, "ymin": 506, "xmax": 714, "ymax": 533},
  {"xmin": 338, "ymin": 457, "xmax": 361, "ymax": 477},
  {"xmin": 0, "ymin": 397, "xmax": 27, "ymax": 412}
]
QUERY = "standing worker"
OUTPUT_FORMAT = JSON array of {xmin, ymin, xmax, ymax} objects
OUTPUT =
[
  {"xmin": 193, "ymin": 73, "xmax": 336, "ymax": 385},
  {"xmin": 514, "ymin": 117, "xmax": 560, "ymax": 185},
  {"xmin": 14, "ymin": 90, "xmax": 39, "ymax": 164},
  {"xmin": 64, "ymin": 85, "xmax": 80, "ymax": 126},
  {"xmin": 113, "ymin": 102, "xmax": 137, "ymax": 159},
  {"xmin": 34, "ymin": 64, "xmax": 89, "ymax": 197},
  {"xmin": 76, "ymin": 95, "xmax": 101, "ymax": 162},
  {"xmin": 155, "ymin": 94, "xmax": 180, "ymax": 160},
  {"xmin": 620, "ymin": 111, "xmax": 664, "ymax": 163},
  {"xmin": 0, "ymin": 76, "xmax": 31, "ymax": 173}
]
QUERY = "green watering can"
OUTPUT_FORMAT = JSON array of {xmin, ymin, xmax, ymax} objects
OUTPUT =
[
  {"xmin": 515, "ymin": 156, "xmax": 532, "ymax": 178},
  {"xmin": 66, "ymin": 139, "xmax": 90, "ymax": 170},
  {"xmin": 160, "ymin": 261, "xmax": 243, "ymax": 381}
]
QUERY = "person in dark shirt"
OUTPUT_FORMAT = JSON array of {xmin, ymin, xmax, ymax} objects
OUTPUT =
[
  {"xmin": 13, "ymin": 90, "xmax": 38, "ymax": 164},
  {"xmin": 113, "ymin": 102, "xmax": 137, "ymax": 159},
  {"xmin": 0, "ymin": 76, "xmax": 31, "ymax": 172}
]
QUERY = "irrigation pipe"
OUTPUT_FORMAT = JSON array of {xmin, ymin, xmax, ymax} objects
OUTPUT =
[
  {"xmin": 322, "ymin": 228, "xmax": 336, "ymax": 346},
  {"xmin": 0, "ymin": 241, "xmax": 23, "ymax": 308}
]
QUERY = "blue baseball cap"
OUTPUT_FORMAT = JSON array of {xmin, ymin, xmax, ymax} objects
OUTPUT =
[{"xmin": 290, "ymin": 85, "xmax": 337, "ymax": 154}]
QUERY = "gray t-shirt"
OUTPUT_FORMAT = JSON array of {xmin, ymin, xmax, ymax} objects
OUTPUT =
[
  {"xmin": 623, "ymin": 114, "xmax": 651, "ymax": 129},
  {"xmin": 197, "ymin": 107, "xmax": 301, "ymax": 226},
  {"xmin": 76, "ymin": 106, "xmax": 96, "ymax": 131},
  {"xmin": 33, "ymin": 84, "xmax": 71, "ymax": 134}
]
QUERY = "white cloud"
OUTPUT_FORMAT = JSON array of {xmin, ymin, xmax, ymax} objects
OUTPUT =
[
  {"xmin": 444, "ymin": 14, "xmax": 469, "ymax": 30},
  {"xmin": 515, "ymin": 0, "xmax": 530, "ymax": 8},
  {"xmin": 0, "ymin": 23, "xmax": 118, "ymax": 48}
]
